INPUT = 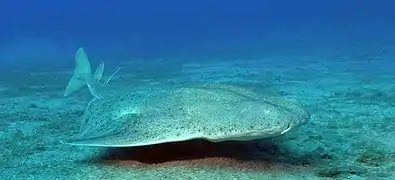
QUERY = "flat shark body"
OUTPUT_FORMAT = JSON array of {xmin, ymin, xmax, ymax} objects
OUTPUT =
[{"xmin": 61, "ymin": 48, "xmax": 309, "ymax": 147}]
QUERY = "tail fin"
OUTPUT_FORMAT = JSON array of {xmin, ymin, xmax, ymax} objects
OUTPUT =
[{"xmin": 64, "ymin": 47, "xmax": 102, "ymax": 98}]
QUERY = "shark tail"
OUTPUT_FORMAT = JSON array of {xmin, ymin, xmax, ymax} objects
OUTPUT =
[{"xmin": 64, "ymin": 47, "xmax": 118, "ymax": 98}]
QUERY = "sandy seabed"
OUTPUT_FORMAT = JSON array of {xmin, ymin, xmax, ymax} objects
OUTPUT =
[{"xmin": 1, "ymin": 56, "xmax": 394, "ymax": 180}]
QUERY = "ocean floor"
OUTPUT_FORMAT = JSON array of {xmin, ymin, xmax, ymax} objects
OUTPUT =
[{"xmin": 1, "ymin": 56, "xmax": 395, "ymax": 180}]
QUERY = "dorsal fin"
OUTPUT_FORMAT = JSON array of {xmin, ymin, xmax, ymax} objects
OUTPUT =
[
  {"xmin": 63, "ymin": 47, "xmax": 121, "ymax": 98},
  {"xmin": 84, "ymin": 74, "xmax": 102, "ymax": 99},
  {"xmin": 93, "ymin": 61, "xmax": 105, "ymax": 82}
]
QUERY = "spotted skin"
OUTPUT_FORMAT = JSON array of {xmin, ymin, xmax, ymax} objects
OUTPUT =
[{"xmin": 63, "ymin": 84, "xmax": 309, "ymax": 147}]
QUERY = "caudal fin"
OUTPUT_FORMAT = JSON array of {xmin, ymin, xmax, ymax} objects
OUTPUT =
[{"xmin": 64, "ymin": 47, "xmax": 102, "ymax": 98}]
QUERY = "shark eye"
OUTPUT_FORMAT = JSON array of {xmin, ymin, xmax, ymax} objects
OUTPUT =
[{"xmin": 280, "ymin": 122, "xmax": 292, "ymax": 135}]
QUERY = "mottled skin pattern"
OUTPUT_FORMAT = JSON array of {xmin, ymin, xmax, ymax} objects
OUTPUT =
[{"xmin": 64, "ymin": 84, "xmax": 309, "ymax": 147}]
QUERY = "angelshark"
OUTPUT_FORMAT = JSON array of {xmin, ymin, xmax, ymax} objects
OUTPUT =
[{"xmin": 61, "ymin": 47, "xmax": 309, "ymax": 147}]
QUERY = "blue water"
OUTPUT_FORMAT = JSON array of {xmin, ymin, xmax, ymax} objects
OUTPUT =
[
  {"xmin": 1, "ymin": 1, "xmax": 395, "ymax": 179},
  {"xmin": 1, "ymin": 0, "xmax": 394, "ymax": 69}
]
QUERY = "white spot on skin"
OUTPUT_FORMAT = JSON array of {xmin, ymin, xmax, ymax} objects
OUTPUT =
[
  {"xmin": 115, "ymin": 106, "xmax": 140, "ymax": 119},
  {"xmin": 264, "ymin": 109, "xmax": 271, "ymax": 114}
]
